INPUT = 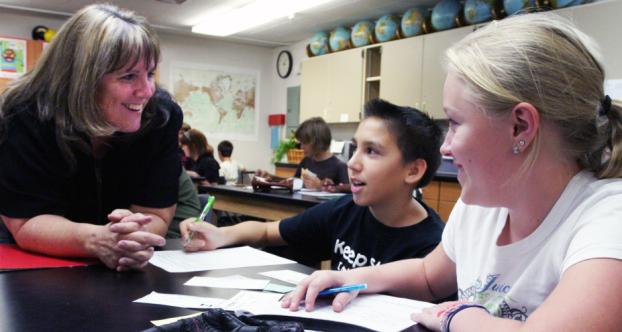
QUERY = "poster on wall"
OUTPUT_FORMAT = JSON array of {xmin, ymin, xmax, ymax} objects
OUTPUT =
[
  {"xmin": 171, "ymin": 62, "xmax": 258, "ymax": 141},
  {"xmin": 0, "ymin": 37, "xmax": 27, "ymax": 79}
]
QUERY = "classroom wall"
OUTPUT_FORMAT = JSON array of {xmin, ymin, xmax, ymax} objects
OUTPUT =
[
  {"xmin": 271, "ymin": 40, "xmax": 359, "ymax": 142},
  {"xmin": 0, "ymin": 9, "xmax": 278, "ymax": 172},
  {"xmin": 157, "ymin": 31, "xmax": 276, "ymax": 171}
]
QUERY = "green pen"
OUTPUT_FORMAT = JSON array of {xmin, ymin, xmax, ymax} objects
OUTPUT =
[{"xmin": 186, "ymin": 196, "xmax": 215, "ymax": 243}]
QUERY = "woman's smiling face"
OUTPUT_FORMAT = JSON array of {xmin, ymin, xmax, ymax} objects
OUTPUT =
[{"xmin": 96, "ymin": 58, "xmax": 156, "ymax": 133}]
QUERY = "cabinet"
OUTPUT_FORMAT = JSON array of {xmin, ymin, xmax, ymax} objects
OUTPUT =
[
  {"xmin": 422, "ymin": 180, "xmax": 461, "ymax": 222},
  {"xmin": 0, "ymin": 39, "xmax": 45, "ymax": 93},
  {"xmin": 300, "ymin": 47, "xmax": 363, "ymax": 123},
  {"xmin": 300, "ymin": 25, "xmax": 476, "ymax": 122},
  {"xmin": 420, "ymin": 25, "xmax": 473, "ymax": 119},
  {"xmin": 568, "ymin": 0, "xmax": 622, "ymax": 79},
  {"xmin": 379, "ymin": 37, "xmax": 424, "ymax": 108}
]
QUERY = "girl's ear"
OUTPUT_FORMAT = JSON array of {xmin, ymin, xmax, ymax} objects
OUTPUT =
[
  {"xmin": 511, "ymin": 102, "xmax": 540, "ymax": 150},
  {"xmin": 405, "ymin": 158, "xmax": 427, "ymax": 186}
]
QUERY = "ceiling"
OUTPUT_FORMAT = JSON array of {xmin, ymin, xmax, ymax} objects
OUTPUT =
[{"xmin": 0, "ymin": 0, "xmax": 438, "ymax": 47}]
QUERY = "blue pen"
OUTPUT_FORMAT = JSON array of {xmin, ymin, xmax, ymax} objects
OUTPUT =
[
  {"xmin": 186, "ymin": 196, "xmax": 215, "ymax": 243},
  {"xmin": 318, "ymin": 283, "xmax": 367, "ymax": 296}
]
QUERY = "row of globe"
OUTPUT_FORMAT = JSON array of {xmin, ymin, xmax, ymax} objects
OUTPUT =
[{"xmin": 308, "ymin": 0, "xmax": 587, "ymax": 56}]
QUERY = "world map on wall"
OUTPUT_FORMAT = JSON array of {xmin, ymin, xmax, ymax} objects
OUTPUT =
[{"xmin": 171, "ymin": 65, "xmax": 258, "ymax": 139}]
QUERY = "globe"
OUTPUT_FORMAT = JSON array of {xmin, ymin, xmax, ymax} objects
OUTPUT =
[
  {"xmin": 401, "ymin": 7, "xmax": 428, "ymax": 37},
  {"xmin": 503, "ymin": 0, "xmax": 537, "ymax": 16},
  {"xmin": 329, "ymin": 26, "xmax": 351, "ymax": 52},
  {"xmin": 308, "ymin": 31, "xmax": 329, "ymax": 56},
  {"xmin": 551, "ymin": 0, "xmax": 583, "ymax": 8},
  {"xmin": 375, "ymin": 14, "xmax": 400, "ymax": 43},
  {"xmin": 464, "ymin": 0, "xmax": 496, "ymax": 25},
  {"xmin": 351, "ymin": 20, "xmax": 375, "ymax": 47},
  {"xmin": 431, "ymin": 0, "xmax": 463, "ymax": 31}
]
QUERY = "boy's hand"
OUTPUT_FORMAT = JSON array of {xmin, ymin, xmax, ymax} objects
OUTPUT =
[{"xmin": 180, "ymin": 218, "xmax": 225, "ymax": 251}]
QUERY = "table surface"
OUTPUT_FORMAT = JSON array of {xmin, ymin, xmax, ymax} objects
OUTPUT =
[
  {"xmin": 0, "ymin": 241, "xmax": 429, "ymax": 332},
  {"xmin": 200, "ymin": 184, "xmax": 325, "ymax": 207},
  {"xmin": 198, "ymin": 184, "xmax": 328, "ymax": 220}
]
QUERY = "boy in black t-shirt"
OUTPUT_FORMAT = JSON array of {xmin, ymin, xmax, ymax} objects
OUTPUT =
[{"xmin": 181, "ymin": 99, "xmax": 445, "ymax": 269}]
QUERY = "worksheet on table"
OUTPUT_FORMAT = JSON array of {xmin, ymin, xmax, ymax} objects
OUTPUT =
[
  {"xmin": 222, "ymin": 290, "xmax": 434, "ymax": 332},
  {"xmin": 149, "ymin": 246, "xmax": 295, "ymax": 273}
]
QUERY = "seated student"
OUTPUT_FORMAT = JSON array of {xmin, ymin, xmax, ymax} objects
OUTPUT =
[
  {"xmin": 294, "ymin": 117, "xmax": 349, "ymax": 190},
  {"xmin": 0, "ymin": 4, "xmax": 178, "ymax": 271},
  {"xmin": 180, "ymin": 128, "xmax": 220, "ymax": 184},
  {"xmin": 281, "ymin": 13, "xmax": 622, "ymax": 332},
  {"xmin": 168, "ymin": 170, "xmax": 201, "ymax": 239},
  {"xmin": 181, "ymin": 99, "xmax": 445, "ymax": 270},
  {"xmin": 178, "ymin": 122, "xmax": 193, "ymax": 170},
  {"xmin": 217, "ymin": 140, "xmax": 245, "ymax": 185}
]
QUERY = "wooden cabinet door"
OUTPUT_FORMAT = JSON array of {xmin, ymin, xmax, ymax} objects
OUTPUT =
[
  {"xmin": 569, "ymin": 1, "xmax": 622, "ymax": 79},
  {"xmin": 380, "ymin": 37, "xmax": 424, "ymax": 109},
  {"xmin": 300, "ymin": 55, "xmax": 330, "ymax": 122},
  {"xmin": 420, "ymin": 26, "xmax": 473, "ymax": 119},
  {"xmin": 327, "ymin": 48, "xmax": 364, "ymax": 123},
  {"xmin": 300, "ymin": 48, "xmax": 363, "ymax": 123}
]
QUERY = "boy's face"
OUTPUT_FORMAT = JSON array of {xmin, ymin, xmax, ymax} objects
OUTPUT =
[{"xmin": 348, "ymin": 117, "xmax": 413, "ymax": 207}]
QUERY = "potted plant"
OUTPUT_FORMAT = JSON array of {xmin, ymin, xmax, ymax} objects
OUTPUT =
[{"xmin": 272, "ymin": 132, "xmax": 300, "ymax": 164}]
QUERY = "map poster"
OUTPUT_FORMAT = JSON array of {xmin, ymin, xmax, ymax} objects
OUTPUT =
[
  {"xmin": 0, "ymin": 37, "xmax": 27, "ymax": 79},
  {"xmin": 171, "ymin": 62, "xmax": 258, "ymax": 141}
]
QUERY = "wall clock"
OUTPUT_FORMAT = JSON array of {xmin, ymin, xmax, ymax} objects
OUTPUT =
[{"xmin": 276, "ymin": 50, "xmax": 293, "ymax": 79}]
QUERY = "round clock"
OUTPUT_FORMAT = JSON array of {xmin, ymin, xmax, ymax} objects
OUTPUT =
[{"xmin": 276, "ymin": 50, "xmax": 293, "ymax": 78}]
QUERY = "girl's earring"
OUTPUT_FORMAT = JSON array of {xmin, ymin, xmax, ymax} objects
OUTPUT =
[{"xmin": 512, "ymin": 139, "xmax": 526, "ymax": 155}]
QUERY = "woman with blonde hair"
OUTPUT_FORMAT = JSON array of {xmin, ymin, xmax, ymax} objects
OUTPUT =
[
  {"xmin": 282, "ymin": 12, "xmax": 622, "ymax": 331},
  {"xmin": 0, "ymin": 4, "xmax": 182, "ymax": 271}
]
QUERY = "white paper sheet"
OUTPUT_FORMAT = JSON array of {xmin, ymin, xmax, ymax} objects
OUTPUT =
[
  {"xmin": 259, "ymin": 269, "xmax": 309, "ymax": 285},
  {"xmin": 133, "ymin": 291, "xmax": 224, "ymax": 309},
  {"xmin": 151, "ymin": 313, "xmax": 202, "ymax": 326},
  {"xmin": 185, "ymin": 275, "xmax": 270, "ymax": 290},
  {"xmin": 149, "ymin": 246, "xmax": 295, "ymax": 273},
  {"xmin": 299, "ymin": 191, "xmax": 346, "ymax": 199},
  {"xmin": 221, "ymin": 290, "xmax": 434, "ymax": 332}
]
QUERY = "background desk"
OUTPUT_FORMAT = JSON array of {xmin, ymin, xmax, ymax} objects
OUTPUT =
[
  {"xmin": 199, "ymin": 184, "xmax": 324, "ymax": 220},
  {"xmin": 0, "ymin": 241, "xmax": 430, "ymax": 332}
]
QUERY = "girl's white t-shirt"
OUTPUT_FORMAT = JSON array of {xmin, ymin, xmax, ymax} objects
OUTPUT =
[{"xmin": 442, "ymin": 170, "xmax": 622, "ymax": 320}]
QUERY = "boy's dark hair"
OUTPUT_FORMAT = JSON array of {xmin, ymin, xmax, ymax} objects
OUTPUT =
[
  {"xmin": 363, "ymin": 99, "xmax": 442, "ymax": 188},
  {"xmin": 218, "ymin": 140, "xmax": 234, "ymax": 157},
  {"xmin": 295, "ymin": 117, "xmax": 331, "ymax": 154}
]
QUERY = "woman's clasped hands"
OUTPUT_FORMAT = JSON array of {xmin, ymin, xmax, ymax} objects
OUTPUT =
[{"xmin": 88, "ymin": 209, "xmax": 165, "ymax": 271}]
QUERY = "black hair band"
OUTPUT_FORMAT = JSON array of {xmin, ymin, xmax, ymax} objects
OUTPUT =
[{"xmin": 600, "ymin": 95, "xmax": 612, "ymax": 116}]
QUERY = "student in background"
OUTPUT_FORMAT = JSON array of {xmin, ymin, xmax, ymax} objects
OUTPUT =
[
  {"xmin": 0, "ymin": 4, "xmax": 179, "ymax": 271},
  {"xmin": 178, "ymin": 122, "xmax": 193, "ymax": 170},
  {"xmin": 217, "ymin": 140, "xmax": 245, "ymax": 185},
  {"xmin": 168, "ymin": 170, "xmax": 201, "ymax": 239},
  {"xmin": 294, "ymin": 117, "xmax": 349, "ymax": 190},
  {"xmin": 181, "ymin": 99, "xmax": 445, "ymax": 271},
  {"xmin": 282, "ymin": 13, "xmax": 622, "ymax": 332},
  {"xmin": 180, "ymin": 128, "xmax": 220, "ymax": 184}
]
